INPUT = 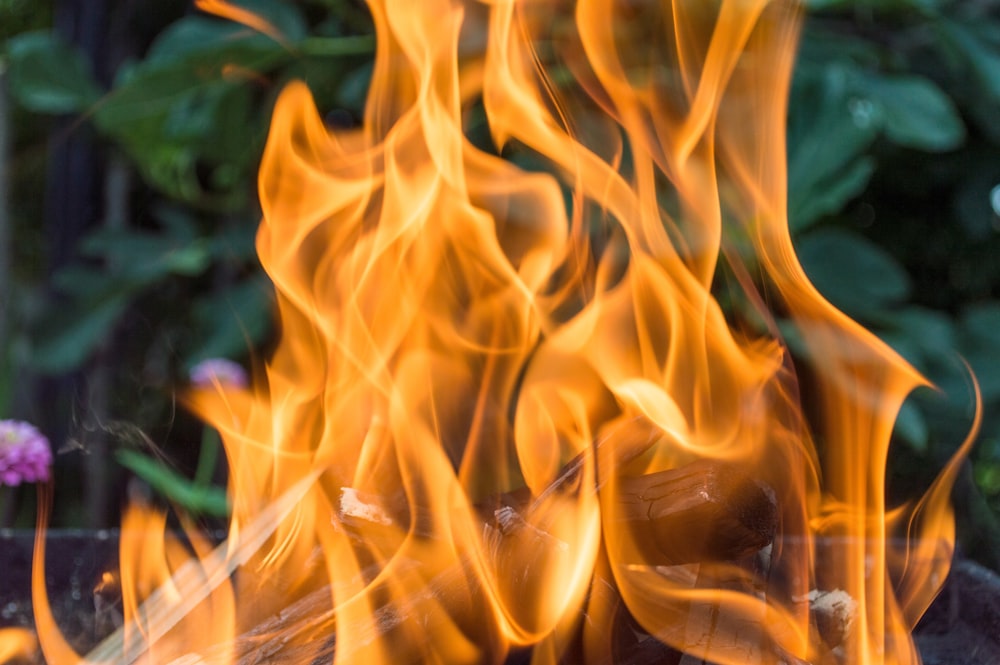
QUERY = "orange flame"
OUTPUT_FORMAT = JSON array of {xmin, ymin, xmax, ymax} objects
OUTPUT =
[
  {"xmin": 0, "ymin": 628, "xmax": 38, "ymax": 663},
  {"xmin": 194, "ymin": 0, "xmax": 285, "ymax": 44},
  {"xmin": 17, "ymin": 1, "xmax": 978, "ymax": 664}
]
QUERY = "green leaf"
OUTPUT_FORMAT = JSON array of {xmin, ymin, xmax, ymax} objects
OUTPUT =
[
  {"xmin": 790, "ymin": 158, "xmax": 876, "ymax": 232},
  {"xmin": 880, "ymin": 306, "xmax": 956, "ymax": 369},
  {"xmin": 187, "ymin": 278, "xmax": 274, "ymax": 363},
  {"xmin": 29, "ymin": 221, "xmax": 216, "ymax": 373},
  {"xmin": 894, "ymin": 399, "xmax": 929, "ymax": 452},
  {"xmin": 974, "ymin": 459, "xmax": 1000, "ymax": 497},
  {"xmin": 94, "ymin": 67, "xmax": 261, "ymax": 206},
  {"xmin": 337, "ymin": 61, "xmax": 374, "ymax": 111},
  {"xmin": 137, "ymin": 1, "xmax": 308, "ymax": 73},
  {"xmin": 787, "ymin": 65, "xmax": 880, "ymax": 230},
  {"xmin": 208, "ymin": 222, "xmax": 259, "ymax": 262},
  {"xmin": 89, "ymin": 9, "xmax": 305, "ymax": 207},
  {"xmin": 795, "ymin": 227, "xmax": 911, "ymax": 317},
  {"xmin": 116, "ymin": 449, "xmax": 230, "ymax": 517},
  {"xmin": 164, "ymin": 242, "xmax": 213, "ymax": 275},
  {"xmin": 939, "ymin": 19, "xmax": 1000, "ymax": 103},
  {"xmin": 143, "ymin": 17, "xmax": 290, "ymax": 72},
  {"xmin": 958, "ymin": 302, "xmax": 1000, "ymax": 402},
  {"xmin": 960, "ymin": 302, "xmax": 1000, "ymax": 349},
  {"xmin": 150, "ymin": 203, "xmax": 201, "ymax": 241},
  {"xmin": 29, "ymin": 292, "xmax": 129, "ymax": 373},
  {"xmin": 79, "ymin": 227, "xmax": 213, "ymax": 279},
  {"xmin": 6, "ymin": 31, "xmax": 102, "ymax": 113},
  {"xmin": 979, "ymin": 435, "xmax": 1000, "ymax": 465},
  {"xmin": 49, "ymin": 264, "xmax": 127, "ymax": 298},
  {"xmin": 861, "ymin": 74, "xmax": 965, "ymax": 152}
]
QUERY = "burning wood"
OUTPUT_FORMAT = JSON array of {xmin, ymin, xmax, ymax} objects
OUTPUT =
[
  {"xmin": 616, "ymin": 459, "xmax": 778, "ymax": 565},
  {"xmin": 806, "ymin": 588, "xmax": 857, "ymax": 650},
  {"xmin": 112, "ymin": 457, "xmax": 776, "ymax": 664},
  {"xmin": 338, "ymin": 487, "xmax": 394, "ymax": 526},
  {"xmin": 336, "ymin": 455, "xmax": 777, "ymax": 567}
]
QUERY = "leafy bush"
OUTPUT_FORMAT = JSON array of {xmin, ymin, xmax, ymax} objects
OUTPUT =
[{"xmin": 790, "ymin": 0, "xmax": 1000, "ymax": 564}]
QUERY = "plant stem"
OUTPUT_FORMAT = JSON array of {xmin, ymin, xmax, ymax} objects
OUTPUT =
[{"xmin": 194, "ymin": 427, "xmax": 221, "ymax": 488}]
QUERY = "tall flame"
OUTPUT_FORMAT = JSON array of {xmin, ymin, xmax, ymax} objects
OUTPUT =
[{"xmin": 22, "ymin": 1, "xmax": 977, "ymax": 664}]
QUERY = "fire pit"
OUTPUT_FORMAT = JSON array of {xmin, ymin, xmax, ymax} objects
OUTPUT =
[
  {"xmin": 2, "ymin": 531, "xmax": 998, "ymax": 663},
  {"xmin": 0, "ymin": 0, "xmax": 988, "ymax": 663}
]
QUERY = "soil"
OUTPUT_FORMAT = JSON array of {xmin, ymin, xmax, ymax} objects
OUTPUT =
[{"xmin": 2, "ymin": 530, "xmax": 999, "ymax": 664}]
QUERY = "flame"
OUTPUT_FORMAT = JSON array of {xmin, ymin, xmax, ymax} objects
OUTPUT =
[
  {"xmin": 0, "ymin": 628, "xmax": 38, "ymax": 663},
  {"xmin": 15, "ymin": 1, "xmax": 978, "ymax": 664},
  {"xmin": 193, "ymin": 0, "xmax": 285, "ymax": 44}
]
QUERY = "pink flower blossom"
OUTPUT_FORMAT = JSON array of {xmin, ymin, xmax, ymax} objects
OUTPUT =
[
  {"xmin": 0, "ymin": 420, "xmax": 53, "ymax": 486},
  {"xmin": 189, "ymin": 358, "xmax": 249, "ymax": 389}
]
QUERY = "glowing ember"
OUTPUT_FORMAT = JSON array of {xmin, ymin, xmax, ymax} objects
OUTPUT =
[{"xmin": 20, "ymin": 0, "xmax": 980, "ymax": 664}]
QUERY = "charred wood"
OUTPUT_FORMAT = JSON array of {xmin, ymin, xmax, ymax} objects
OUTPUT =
[{"xmin": 615, "ymin": 459, "xmax": 778, "ymax": 565}]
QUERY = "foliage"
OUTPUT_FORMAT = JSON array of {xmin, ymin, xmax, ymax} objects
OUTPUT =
[
  {"xmin": 2, "ymin": 0, "xmax": 1000, "ymax": 566},
  {"xmin": 2, "ymin": 1, "xmax": 375, "ymax": 525},
  {"xmin": 789, "ymin": 1, "xmax": 1000, "ymax": 563},
  {"xmin": 4, "ymin": 2, "xmax": 374, "ymax": 377},
  {"xmin": 0, "ymin": 0, "xmax": 52, "ymax": 45}
]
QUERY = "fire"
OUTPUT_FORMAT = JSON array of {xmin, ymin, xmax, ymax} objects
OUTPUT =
[{"xmin": 20, "ymin": 0, "xmax": 979, "ymax": 664}]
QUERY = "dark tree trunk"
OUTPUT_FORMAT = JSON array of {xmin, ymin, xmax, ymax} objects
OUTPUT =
[{"xmin": 40, "ymin": 0, "xmax": 113, "ymax": 527}]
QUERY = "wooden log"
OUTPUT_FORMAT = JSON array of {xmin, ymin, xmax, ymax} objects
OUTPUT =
[
  {"xmin": 326, "ymin": 460, "xmax": 779, "ymax": 663},
  {"xmin": 616, "ymin": 458, "xmax": 779, "ymax": 565},
  {"xmin": 307, "ymin": 463, "xmax": 777, "ymax": 665},
  {"xmin": 807, "ymin": 588, "xmax": 857, "ymax": 649},
  {"xmin": 472, "ymin": 454, "xmax": 779, "ymax": 566},
  {"xmin": 89, "ymin": 457, "xmax": 778, "ymax": 663}
]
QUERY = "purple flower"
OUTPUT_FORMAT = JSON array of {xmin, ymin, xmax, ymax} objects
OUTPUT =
[
  {"xmin": 0, "ymin": 420, "xmax": 53, "ymax": 486},
  {"xmin": 189, "ymin": 358, "xmax": 249, "ymax": 389}
]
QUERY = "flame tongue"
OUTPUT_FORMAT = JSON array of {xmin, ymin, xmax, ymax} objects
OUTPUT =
[
  {"xmin": 50, "ymin": 1, "xmax": 973, "ymax": 664},
  {"xmin": 240, "ymin": 0, "xmax": 601, "ymax": 654}
]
